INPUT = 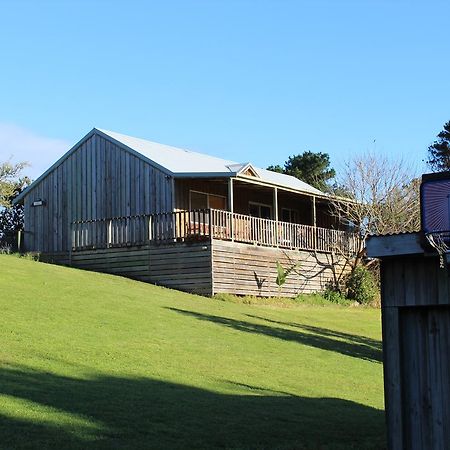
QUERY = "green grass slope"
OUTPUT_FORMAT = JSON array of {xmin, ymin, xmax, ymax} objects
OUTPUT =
[{"xmin": 0, "ymin": 255, "xmax": 385, "ymax": 450}]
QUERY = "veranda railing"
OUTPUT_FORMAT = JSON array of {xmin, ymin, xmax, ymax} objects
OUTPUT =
[{"xmin": 71, "ymin": 208, "xmax": 358, "ymax": 254}]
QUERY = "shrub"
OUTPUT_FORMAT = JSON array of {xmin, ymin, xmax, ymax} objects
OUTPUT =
[
  {"xmin": 345, "ymin": 265, "xmax": 379, "ymax": 305},
  {"xmin": 323, "ymin": 287, "xmax": 349, "ymax": 305},
  {"xmin": 0, "ymin": 244, "xmax": 12, "ymax": 254}
]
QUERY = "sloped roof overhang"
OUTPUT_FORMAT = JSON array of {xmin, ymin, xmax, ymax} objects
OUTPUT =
[{"xmin": 13, "ymin": 127, "xmax": 345, "ymax": 205}]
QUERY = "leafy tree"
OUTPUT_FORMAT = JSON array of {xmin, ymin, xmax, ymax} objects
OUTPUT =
[
  {"xmin": 0, "ymin": 161, "xmax": 29, "ymax": 248},
  {"xmin": 267, "ymin": 151, "xmax": 336, "ymax": 192},
  {"xmin": 0, "ymin": 177, "xmax": 30, "ymax": 239},
  {"xmin": 427, "ymin": 120, "xmax": 450, "ymax": 172},
  {"xmin": 266, "ymin": 164, "xmax": 283, "ymax": 174},
  {"xmin": 0, "ymin": 161, "xmax": 28, "ymax": 207}
]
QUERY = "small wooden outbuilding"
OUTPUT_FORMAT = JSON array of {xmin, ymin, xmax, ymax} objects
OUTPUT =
[{"xmin": 367, "ymin": 232, "xmax": 450, "ymax": 450}]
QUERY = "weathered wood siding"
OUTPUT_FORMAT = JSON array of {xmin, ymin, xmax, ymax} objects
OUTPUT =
[
  {"xmin": 381, "ymin": 255, "xmax": 450, "ymax": 450},
  {"xmin": 381, "ymin": 256, "xmax": 450, "ymax": 308},
  {"xmin": 23, "ymin": 133, "xmax": 173, "ymax": 253},
  {"xmin": 212, "ymin": 239, "xmax": 346, "ymax": 297},
  {"xmin": 70, "ymin": 242, "xmax": 212, "ymax": 296}
]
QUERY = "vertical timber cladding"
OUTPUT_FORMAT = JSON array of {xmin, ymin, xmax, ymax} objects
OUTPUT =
[
  {"xmin": 212, "ymin": 239, "xmax": 346, "ymax": 297},
  {"xmin": 381, "ymin": 256, "xmax": 450, "ymax": 450},
  {"xmin": 23, "ymin": 132, "xmax": 174, "ymax": 253},
  {"xmin": 69, "ymin": 242, "xmax": 213, "ymax": 296}
]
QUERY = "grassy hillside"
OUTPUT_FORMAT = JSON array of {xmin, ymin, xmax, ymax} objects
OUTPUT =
[{"xmin": 0, "ymin": 255, "xmax": 385, "ymax": 450}]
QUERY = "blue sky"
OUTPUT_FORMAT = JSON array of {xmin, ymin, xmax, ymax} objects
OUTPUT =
[{"xmin": 0, "ymin": 0, "xmax": 449, "ymax": 180}]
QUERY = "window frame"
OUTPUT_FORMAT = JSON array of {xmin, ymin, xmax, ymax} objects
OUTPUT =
[
  {"xmin": 248, "ymin": 201, "xmax": 273, "ymax": 219},
  {"xmin": 281, "ymin": 207, "xmax": 298, "ymax": 223},
  {"xmin": 189, "ymin": 190, "xmax": 227, "ymax": 210}
]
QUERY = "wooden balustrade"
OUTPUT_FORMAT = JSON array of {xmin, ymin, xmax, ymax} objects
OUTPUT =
[
  {"xmin": 71, "ymin": 208, "xmax": 359, "ymax": 255},
  {"xmin": 208, "ymin": 210, "xmax": 358, "ymax": 254}
]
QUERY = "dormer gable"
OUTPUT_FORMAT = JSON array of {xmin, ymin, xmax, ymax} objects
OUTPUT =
[{"xmin": 227, "ymin": 162, "xmax": 260, "ymax": 178}]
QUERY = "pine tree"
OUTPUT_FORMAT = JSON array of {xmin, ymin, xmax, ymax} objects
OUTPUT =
[{"xmin": 427, "ymin": 121, "xmax": 450, "ymax": 172}]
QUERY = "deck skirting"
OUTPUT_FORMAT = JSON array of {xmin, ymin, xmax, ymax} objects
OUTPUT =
[
  {"xmin": 211, "ymin": 239, "xmax": 346, "ymax": 297},
  {"xmin": 41, "ymin": 239, "xmax": 347, "ymax": 298}
]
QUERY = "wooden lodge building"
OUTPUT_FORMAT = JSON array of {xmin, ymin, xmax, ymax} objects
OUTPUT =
[{"xmin": 15, "ymin": 128, "xmax": 357, "ymax": 296}]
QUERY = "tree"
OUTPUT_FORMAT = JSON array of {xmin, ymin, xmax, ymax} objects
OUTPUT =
[
  {"xmin": 320, "ymin": 153, "xmax": 420, "ymax": 301},
  {"xmin": 330, "ymin": 153, "xmax": 420, "ymax": 269},
  {"xmin": 0, "ymin": 161, "xmax": 29, "ymax": 248},
  {"xmin": 0, "ymin": 161, "xmax": 28, "ymax": 207},
  {"xmin": 266, "ymin": 164, "xmax": 283, "ymax": 174},
  {"xmin": 0, "ymin": 176, "xmax": 30, "ymax": 239},
  {"xmin": 267, "ymin": 151, "xmax": 336, "ymax": 192},
  {"xmin": 427, "ymin": 120, "xmax": 450, "ymax": 172}
]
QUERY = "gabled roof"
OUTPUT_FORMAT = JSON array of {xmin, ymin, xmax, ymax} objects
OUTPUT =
[
  {"xmin": 15, "ymin": 128, "xmax": 325, "ymax": 203},
  {"xmin": 98, "ymin": 129, "xmax": 325, "ymax": 196},
  {"xmin": 226, "ymin": 162, "xmax": 260, "ymax": 178}
]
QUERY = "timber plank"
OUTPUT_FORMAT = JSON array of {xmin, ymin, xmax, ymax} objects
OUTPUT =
[
  {"xmin": 212, "ymin": 239, "xmax": 342, "ymax": 297},
  {"xmin": 74, "ymin": 260, "xmax": 150, "ymax": 270},
  {"xmin": 382, "ymin": 307, "xmax": 404, "ymax": 450},
  {"xmin": 72, "ymin": 251, "xmax": 150, "ymax": 261}
]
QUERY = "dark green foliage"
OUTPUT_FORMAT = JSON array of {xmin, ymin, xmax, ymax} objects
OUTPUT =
[
  {"xmin": 275, "ymin": 261, "xmax": 287, "ymax": 287},
  {"xmin": 0, "ymin": 177, "xmax": 30, "ymax": 245},
  {"xmin": 427, "ymin": 120, "xmax": 450, "ymax": 172},
  {"xmin": 267, "ymin": 151, "xmax": 336, "ymax": 192},
  {"xmin": 266, "ymin": 164, "xmax": 283, "ymax": 174},
  {"xmin": 323, "ymin": 286, "xmax": 350, "ymax": 305},
  {"xmin": 0, "ymin": 160, "xmax": 29, "ymax": 249},
  {"xmin": 275, "ymin": 260, "xmax": 299, "ymax": 291},
  {"xmin": 0, "ymin": 161, "xmax": 28, "ymax": 207},
  {"xmin": 345, "ymin": 266, "xmax": 379, "ymax": 305}
]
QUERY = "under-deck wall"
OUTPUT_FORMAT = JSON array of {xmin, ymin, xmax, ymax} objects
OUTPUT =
[
  {"xmin": 70, "ymin": 241, "xmax": 212, "ymax": 296},
  {"xmin": 41, "ymin": 240, "xmax": 346, "ymax": 298},
  {"xmin": 212, "ymin": 239, "xmax": 346, "ymax": 297}
]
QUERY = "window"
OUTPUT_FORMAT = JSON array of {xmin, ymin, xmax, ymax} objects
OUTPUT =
[
  {"xmin": 249, "ymin": 202, "xmax": 272, "ymax": 219},
  {"xmin": 189, "ymin": 191, "xmax": 226, "ymax": 210},
  {"xmin": 281, "ymin": 208, "xmax": 298, "ymax": 223},
  {"xmin": 190, "ymin": 191, "xmax": 208, "ymax": 210},
  {"xmin": 208, "ymin": 194, "xmax": 226, "ymax": 210}
]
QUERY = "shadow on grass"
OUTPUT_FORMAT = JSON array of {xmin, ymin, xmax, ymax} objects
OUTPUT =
[
  {"xmin": 167, "ymin": 308, "xmax": 382, "ymax": 363},
  {"xmin": 0, "ymin": 364, "xmax": 386, "ymax": 450},
  {"xmin": 246, "ymin": 314, "xmax": 382, "ymax": 360}
]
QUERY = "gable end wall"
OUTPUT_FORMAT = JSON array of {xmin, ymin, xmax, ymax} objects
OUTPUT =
[{"xmin": 23, "ymin": 133, "xmax": 173, "ymax": 253}]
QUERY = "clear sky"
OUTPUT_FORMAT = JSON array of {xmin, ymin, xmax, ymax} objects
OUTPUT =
[{"xmin": 0, "ymin": 0, "xmax": 449, "ymax": 180}]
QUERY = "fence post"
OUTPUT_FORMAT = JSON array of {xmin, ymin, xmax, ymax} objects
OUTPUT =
[
  {"xmin": 148, "ymin": 215, "xmax": 152, "ymax": 241},
  {"xmin": 107, "ymin": 219, "xmax": 112, "ymax": 248},
  {"xmin": 17, "ymin": 229, "xmax": 22, "ymax": 253}
]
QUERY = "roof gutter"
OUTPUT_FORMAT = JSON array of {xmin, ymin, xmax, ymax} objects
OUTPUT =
[{"xmin": 173, "ymin": 172, "xmax": 237, "ymax": 179}]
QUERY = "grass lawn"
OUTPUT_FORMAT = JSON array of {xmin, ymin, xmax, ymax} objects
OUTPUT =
[{"xmin": 0, "ymin": 255, "xmax": 385, "ymax": 449}]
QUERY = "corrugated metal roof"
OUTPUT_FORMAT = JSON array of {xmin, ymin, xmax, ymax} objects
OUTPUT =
[
  {"xmin": 14, "ymin": 128, "xmax": 327, "ymax": 204},
  {"xmin": 98, "ymin": 129, "xmax": 236, "ymax": 175},
  {"xmin": 98, "ymin": 129, "xmax": 325, "ymax": 196}
]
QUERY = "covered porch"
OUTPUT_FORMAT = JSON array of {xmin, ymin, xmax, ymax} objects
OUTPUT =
[
  {"xmin": 174, "ymin": 176, "xmax": 341, "ymax": 230},
  {"xmin": 71, "ymin": 208, "xmax": 358, "ymax": 255}
]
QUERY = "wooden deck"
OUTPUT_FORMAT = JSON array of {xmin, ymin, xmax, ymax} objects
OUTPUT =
[
  {"xmin": 58, "ymin": 209, "xmax": 355, "ymax": 297},
  {"xmin": 71, "ymin": 208, "xmax": 358, "ymax": 255}
]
